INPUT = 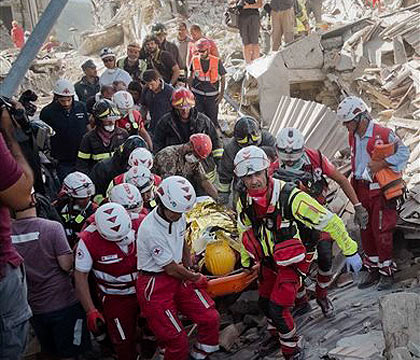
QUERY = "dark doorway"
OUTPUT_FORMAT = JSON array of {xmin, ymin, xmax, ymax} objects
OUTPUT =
[{"xmin": 0, "ymin": 5, "xmax": 13, "ymax": 31}]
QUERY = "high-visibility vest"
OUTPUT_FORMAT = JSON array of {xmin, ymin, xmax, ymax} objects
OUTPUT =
[{"xmin": 192, "ymin": 55, "xmax": 219, "ymax": 84}]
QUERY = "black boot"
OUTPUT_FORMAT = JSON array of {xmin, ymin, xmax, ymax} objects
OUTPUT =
[
  {"xmin": 357, "ymin": 270, "xmax": 380, "ymax": 289},
  {"xmin": 376, "ymin": 275, "xmax": 393, "ymax": 291},
  {"xmin": 316, "ymin": 296, "xmax": 335, "ymax": 318}
]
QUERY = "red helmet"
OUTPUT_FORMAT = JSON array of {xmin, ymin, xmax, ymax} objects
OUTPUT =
[
  {"xmin": 190, "ymin": 133, "xmax": 212, "ymax": 159},
  {"xmin": 196, "ymin": 38, "xmax": 210, "ymax": 52},
  {"xmin": 172, "ymin": 87, "xmax": 195, "ymax": 109}
]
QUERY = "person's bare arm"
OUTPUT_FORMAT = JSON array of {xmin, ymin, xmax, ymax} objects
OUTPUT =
[
  {"xmin": 201, "ymin": 179, "xmax": 218, "ymax": 200},
  {"xmin": 170, "ymin": 64, "xmax": 181, "ymax": 86},
  {"xmin": 0, "ymin": 106, "xmax": 33, "ymax": 210},
  {"xmin": 74, "ymin": 270, "xmax": 96, "ymax": 312},
  {"xmin": 182, "ymin": 241, "xmax": 193, "ymax": 268},
  {"xmin": 139, "ymin": 127, "xmax": 153, "ymax": 151},
  {"xmin": 164, "ymin": 261, "xmax": 200, "ymax": 281},
  {"xmin": 57, "ymin": 254, "xmax": 74, "ymax": 273},
  {"xmin": 329, "ymin": 168, "xmax": 360, "ymax": 205}
]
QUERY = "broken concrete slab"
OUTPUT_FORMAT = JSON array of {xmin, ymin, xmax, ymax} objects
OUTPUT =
[
  {"xmin": 219, "ymin": 322, "xmax": 246, "ymax": 351},
  {"xmin": 393, "ymin": 36, "xmax": 408, "ymax": 65},
  {"xmin": 328, "ymin": 344, "xmax": 382, "ymax": 359},
  {"xmin": 336, "ymin": 331, "xmax": 386, "ymax": 354},
  {"xmin": 379, "ymin": 293, "xmax": 420, "ymax": 357},
  {"xmin": 281, "ymin": 33, "xmax": 324, "ymax": 69},
  {"xmin": 408, "ymin": 340, "xmax": 420, "ymax": 357},
  {"xmin": 391, "ymin": 347, "xmax": 413, "ymax": 360}
]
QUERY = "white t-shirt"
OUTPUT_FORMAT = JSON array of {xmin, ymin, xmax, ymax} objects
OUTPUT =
[
  {"xmin": 137, "ymin": 208, "xmax": 186, "ymax": 272},
  {"xmin": 99, "ymin": 68, "xmax": 133, "ymax": 87}
]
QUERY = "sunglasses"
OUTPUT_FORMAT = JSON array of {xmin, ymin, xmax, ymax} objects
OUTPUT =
[
  {"xmin": 198, "ymin": 50, "xmax": 207, "ymax": 53},
  {"xmin": 103, "ymin": 58, "xmax": 114, "ymax": 63}
]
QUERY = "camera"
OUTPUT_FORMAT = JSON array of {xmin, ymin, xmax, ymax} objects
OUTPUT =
[{"xmin": 236, "ymin": 0, "xmax": 256, "ymax": 10}]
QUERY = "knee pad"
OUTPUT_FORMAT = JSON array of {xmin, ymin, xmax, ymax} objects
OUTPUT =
[{"xmin": 317, "ymin": 240, "xmax": 332, "ymax": 272}]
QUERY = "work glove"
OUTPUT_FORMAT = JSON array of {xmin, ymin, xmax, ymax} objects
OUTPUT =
[
  {"xmin": 86, "ymin": 308, "xmax": 105, "ymax": 333},
  {"xmin": 194, "ymin": 274, "xmax": 209, "ymax": 289},
  {"xmin": 217, "ymin": 192, "xmax": 230, "ymax": 205},
  {"xmin": 345, "ymin": 253, "xmax": 363, "ymax": 274},
  {"xmin": 354, "ymin": 203, "xmax": 369, "ymax": 230}
]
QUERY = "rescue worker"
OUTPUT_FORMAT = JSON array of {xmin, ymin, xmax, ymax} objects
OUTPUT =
[
  {"xmin": 275, "ymin": 128, "xmax": 369, "ymax": 317},
  {"xmin": 154, "ymin": 133, "xmax": 218, "ymax": 199},
  {"xmin": 40, "ymin": 79, "xmax": 89, "ymax": 182},
  {"xmin": 89, "ymin": 135, "xmax": 148, "ymax": 198},
  {"xmin": 116, "ymin": 42, "xmax": 147, "ymax": 83},
  {"xmin": 153, "ymin": 88, "xmax": 223, "ymax": 185},
  {"xmin": 11, "ymin": 20, "xmax": 24, "ymax": 49},
  {"xmin": 136, "ymin": 176, "xmax": 220, "ymax": 360},
  {"xmin": 112, "ymin": 165, "xmax": 159, "ymax": 214},
  {"xmin": 337, "ymin": 96, "xmax": 410, "ymax": 290},
  {"xmin": 187, "ymin": 24, "xmax": 220, "ymax": 67},
  {"xmin": 75, "ymin": 203, "xmax": 139, "ymax": 360},
  {"xmin": 76, "ymin": 99, "xmax": 128, "ymax": 175},
  {"xmin": 234, "ymin": 146, "xmax": 363, "ymax": 359},
  {"xmin": 188, "ymin": 38, "xmax": 226, "ymax": 129},
  {"xmin": 112, "ymin": 90, "xmax": 153, "ymax": 149},
  {"xmin": 217, "ymin": 116, "xmax": 276, "ymax": 205},
  {"xmin": 75, "ymin": 59, "xmax": 100, "ymax": 104},
  {"xmin": 53, "ymin": 171, "xmax": 97, "ymax": 247},
  {"xmin": 142, "ymin": 35, "xmax": 180, "ymax": 86},
  {"xmin": 151, "ymin": 23, "xmax": 181, "ymax": 66},
  {"xmin": 99, "ymin": 47, "xmax": 132, "ymax": 87}
]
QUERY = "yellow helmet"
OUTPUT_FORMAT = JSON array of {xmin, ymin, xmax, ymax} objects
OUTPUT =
[{"xmin": 205, "ymin": 241, "xmax": 236, "ymax": 276}]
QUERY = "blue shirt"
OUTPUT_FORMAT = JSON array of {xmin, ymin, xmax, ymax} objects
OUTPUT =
[{"xmin": 354, "ymin": 121, "xmax": 410, "ymax": 180}]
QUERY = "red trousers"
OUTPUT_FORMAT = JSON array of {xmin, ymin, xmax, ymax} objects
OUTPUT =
[
  {"xmin": 258, "ymin": 265, "xmax": 301, "ymax": 357},
  {"xmin": 101, "ymin": 293, "xmax": 139, "ymax": 360},
  {"xmin": 354, "ymin": 181, "xmax": 397, "ymax": 276},
  {"xmin": 136, "ymin": 273, "xmax": 220, "ymax": 360}
]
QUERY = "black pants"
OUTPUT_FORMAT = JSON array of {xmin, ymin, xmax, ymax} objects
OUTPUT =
[{"xmin": 195, "ymin": 94, "xmax": 219, "ymax": 128}]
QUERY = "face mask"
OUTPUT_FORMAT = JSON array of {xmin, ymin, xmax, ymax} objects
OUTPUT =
[
  {"xmin": 185, "ymin": 153, "xmax": 199, "ymax": 163},
  {"xmin": 104, "ymin": 124, "xmax": 115, "ymax": 132},
  {"xmin": 284, "ymin": 156, "xmax": 305, "ymax": 171}
]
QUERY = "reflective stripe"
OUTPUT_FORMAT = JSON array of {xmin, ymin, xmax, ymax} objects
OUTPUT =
[
  {"xmin": 280, "ymin": 326, "xmax": 296, "ymax": 339},
  {"xmin": 280, "ymin": 338, "xmax": 298, "ymax": 348},
  {"xmin": 98, "ymin": 284, "xmax": 136, "ymax": 295},
  {"xmin": 369, "ymin": 182, "xmax": 380, "ymax": 190},
  {"xmin": 190, "ymin": 349, "xmax": 207, "ymax": 359},
  {"xmin": 165, "ymin": 310, "xmax": 182, "ymax": 333},
  {"xmin": 144, "ymin": 276, "xmax": 155, "ymax": 301},
  {"xmin": 196, "ymin": 342, "xmax": 219, "ymax": 353},
  {"xmin": 194, "ymin": 289, "xmax": 210, "ymax": 309},
  {"xmin": 318, "ymin": 268, "xmax": 333, "ymax": 276},
  {"xmin": 317, "ymin": 280, "xmax": 330, "ymax": 289},
  {"xmin": 217, "ymin": 182, "xmax": 230, "ymax": 192},
  {"xmin": 191, "ymin": 88, "xmax": 219, "ymax": 97},
  {"xmin": 276, "ymin": 253, "xmax": 305, "ymax": 267},
  {"xmin": 77, "ymin": 151, "xmax": 91, "ymax": 159},
  {"xmin": 11, "ymin": 232, "xmax": 40, "ymax": 244},
  {"xmin": 75, "ymin": 214, "xmax": 85, "ymax": 224},
  {"xmin": 114, "ymin": 318, "xmax": 126, "ymax": 340},
  {"xmin": 205, "ymin": 169, "xmax": 217, "ymax": 182},
  {"xmin": 92, "ymin": 153, "xmax": 112, "ymax": 161},
  {"xmin": 212, "ymin": 148, "xmax": 223, "ymax": 158},
  {"xmin": 73, "ymin": 319, "xmax": 83, "ymax": 346},
  {"xmin": 296, "ymin": 289, "xmax": 306, "ymax": 299},
  {"xmin": 93, "ymin": 269, "xmax": 137, "ymax": 284}
]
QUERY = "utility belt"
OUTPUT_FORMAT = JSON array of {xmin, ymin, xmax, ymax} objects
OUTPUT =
[
  {"xmin": 139, "ymin": 270, "xmax": 164, "ymax": 276},
  {"xmin": 354, "ymin": 179, "xmax": 381, "ymax": 191},
  {"xmin": 191, "ymin": 88, "xmax": 219, "ymax": 97}
]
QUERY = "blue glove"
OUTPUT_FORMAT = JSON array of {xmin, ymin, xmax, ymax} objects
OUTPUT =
[{"xmin": 346, "ymin": 253, "xmax": 363, "ymax": 273}]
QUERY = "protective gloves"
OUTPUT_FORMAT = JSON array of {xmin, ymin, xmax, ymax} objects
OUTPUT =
[
  {"xmin": 354, "ymin": 203, "xmax": 369, "ymax": 229},
  {"xmin": 86, "ymin": 308, "xmax": 105, "ymax": 333},
  {"xmin": 346, "ymin": 253, "xmax": 363, "ymax": 274}
]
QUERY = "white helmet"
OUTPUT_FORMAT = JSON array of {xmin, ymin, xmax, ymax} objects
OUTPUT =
[
  {"xmin": 95, "ymin": 203, "xmax": 132, "ymax": 241},
  {"xmin": 109, "ymin": 183, "xmax": 143, "ymax": 213},
  {"xmin": 336, "ymin": 96, "xmax": 369, "ymax": 123},
  {"xmin": 234, "ymin": 145, "xmax": 270, "ymax": 178},
  {"xmin": 53, "ymin": 79, "xmax": 75, "ymax": 96},
  {"xmin": 112, "ymin": 91, "xmax": 134, "ymax": 111},
  {"xmin": 276, "ymin": 128, "xmax": 305, "ymax": 163},
  {"xmin": 157, "ymin": 176, "xmax": 196, "ymax": 213},
  {"xmin": 62, "ymin": 172, "xmax": 95, "ymax": 198},
  {"xmin": 100, "ymin": 47, "xmax": 116, "ymax": 59},
  {"xmin": 124, "ymin": 165, "xmax": 154, "ymax": 193},
  {"xmin": 128, "ymin": 148, "xmax": 153, "ymax": 169}
]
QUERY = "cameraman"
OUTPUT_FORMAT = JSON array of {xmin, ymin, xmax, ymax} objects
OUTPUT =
[
  {"xmin": 237, "ymin": 0, "xmax": 262, "ymax": 64},
  {"xmin": 0, "ymin": 103, "xmax": 34, "ymax": 359}
]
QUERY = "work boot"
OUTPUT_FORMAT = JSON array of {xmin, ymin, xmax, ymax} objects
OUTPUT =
[
  {"xmin": 316, "ymin": 296, "xmax": 335, "ymax": 318},
  {"xmin": 292, "ymin": 302, "xmax": 312, "ymax": 317},
  {"xmin": 357, "ymin": 270, "xmax": 380, "ymax": 289},
  {"xmin": 376, "ymin": 275, "xmax": 393, "ymax": 291}
]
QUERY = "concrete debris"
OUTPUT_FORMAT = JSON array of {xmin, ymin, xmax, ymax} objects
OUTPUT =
[
  {"xmin": 391, "ymin": 347, "xmax": 413, "ymax": 360},
  {"xmin": 408, "ymin": 340, "xmax": 420, "ymax": 357},
  {"xmin": 327, "ymin": 345, "xmax": 382, "ymax": 359},
  {"xmin": 379, "ymin": 293, "xmax": 420, "ymax": 358}
]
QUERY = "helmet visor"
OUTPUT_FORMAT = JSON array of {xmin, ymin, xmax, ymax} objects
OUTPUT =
[
  {"xmin": 236, "ymin": 133, "xmax": 261, "ymax": 147},
  {"xmin": 173, "ymin": 97, "xmax": 195, "ymax": 109},
  {"xmin": 234, "ymin": 157, "xmax": 270, "ymax": 178},
  {"xmin": 277, "ymin": 148, "xmax": 304, "ymax": 163}
]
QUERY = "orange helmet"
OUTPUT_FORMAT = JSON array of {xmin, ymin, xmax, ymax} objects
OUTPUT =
[
  {"xmin": 190, "ymin": 133, "xmax": 212, "ymax": 159},
  {"xmin": 172, "ymin": 87, "xmax": 195, "ymax": 109},
  {"xmin": 196, "ymin": 38, "xmax": 210, "ymax": 52}
]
